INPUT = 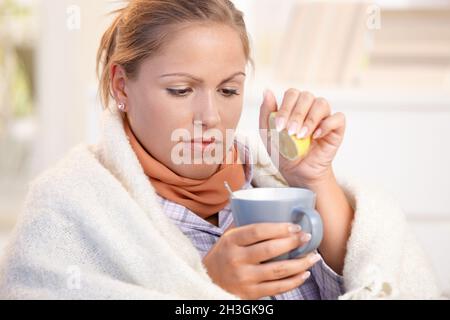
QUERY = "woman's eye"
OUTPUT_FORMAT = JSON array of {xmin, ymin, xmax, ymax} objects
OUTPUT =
[
  {"xmin": 220, "ymin": 88, "xmax": 240, "ymax": 97},
  {"xmin": 166, "ymin": 88, "xmax": 192, "ymax": 97}
]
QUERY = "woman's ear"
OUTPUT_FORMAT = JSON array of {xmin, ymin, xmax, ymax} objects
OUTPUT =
[{"xmin": 110, "ymin": 64, "xmax": 129, "ymax": 110}]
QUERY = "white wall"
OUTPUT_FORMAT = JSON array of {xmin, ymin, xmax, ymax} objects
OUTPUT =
[{"xmin": 29, "ymin": 0, "xmax": 110, "ymax": 179}]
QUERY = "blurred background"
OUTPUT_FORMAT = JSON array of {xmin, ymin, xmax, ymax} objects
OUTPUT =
[{"xmin": 0, "ymin": 0, "xmax": 449, "ymax": 296}]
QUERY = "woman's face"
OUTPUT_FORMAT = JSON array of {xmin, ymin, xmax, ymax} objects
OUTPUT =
[{"xmin": 113, "ymin": 23, "xmax": 247, "ymax": 179}]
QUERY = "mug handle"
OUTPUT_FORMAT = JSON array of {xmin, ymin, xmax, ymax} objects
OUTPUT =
[{"xmin": 290, "ymin": 206, "xmax": 323, "ymax": 258}]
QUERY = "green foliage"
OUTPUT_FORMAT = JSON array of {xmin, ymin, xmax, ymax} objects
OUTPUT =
[
  {"xmin": 0, "ymin": 0, "xmax": 32, "ymax": 22},
  {"xmin": 0, "ymin": 0, "xmax": 34, "ymax": 119}
]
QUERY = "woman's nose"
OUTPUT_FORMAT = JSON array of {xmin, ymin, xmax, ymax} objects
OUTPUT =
[{"xmin": 193, "ymin": 92, "xmax": 221, "ymax": 129}]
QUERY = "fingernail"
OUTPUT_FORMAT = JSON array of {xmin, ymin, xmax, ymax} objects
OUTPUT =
[
  {"xmin": 296, "ymin": 126, "xmax": 308, "ymax": 139},
  {"xmin": 302, "ymin": 271, "xmax": 311, "ymax": 280},
  {"xmin": 313, "ymin": 128, "xmax": 322, "ymax": 140},
  {"xmin": 309, "ymin": 253, "xmax": 321, "ymax": 264},
  {"xmin": 275, "ymin": 117, "xmax": 286, "ymax": 132},
  {"xmin": 263, "ymin": 89, "xmax": 269, "ymax": 101},
  {"xmin": 288, "ymin": 224, "xmax": 301, "ymax": 233},
  {"xmin": 301, "ymin": 233, "xmax": 312, "ymax": 242},
  {"xmin": 287, "ymin": 121, "xmax": 298, "ymax": 136}
]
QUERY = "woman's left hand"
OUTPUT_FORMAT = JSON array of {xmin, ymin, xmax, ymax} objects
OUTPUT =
[{"xmin": 259, "ymin": 89, "xmax": 346, "ymax": 187}]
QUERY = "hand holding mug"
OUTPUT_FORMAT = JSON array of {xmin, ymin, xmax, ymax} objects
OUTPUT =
[{"xmin": 202, "ymin": 222, "xmax": 321, "ymax": 300}]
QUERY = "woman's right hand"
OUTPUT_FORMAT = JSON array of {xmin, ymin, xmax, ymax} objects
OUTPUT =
[{"xmin": 202, "ymin": 222, "xmax": 321, "ymax": 300}]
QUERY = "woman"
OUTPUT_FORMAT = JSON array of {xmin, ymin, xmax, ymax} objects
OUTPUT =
[{"xmin": 0, "ymin": 0, "xmax": 441, "ymax": 299}]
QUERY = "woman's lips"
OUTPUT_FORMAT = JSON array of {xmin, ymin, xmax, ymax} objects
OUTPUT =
[
  {"xmin": 190, "ymin": 138, "xmax": 216, "ymax": 143},
  {"xmin": 184, "ymin": 138, "xmax": 222, "ymax": 151}
]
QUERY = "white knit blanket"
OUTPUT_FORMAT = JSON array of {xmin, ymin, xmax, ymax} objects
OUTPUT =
[{"xmin": 0, "ymin": 108, "xmax": 442, "ymax": 299}]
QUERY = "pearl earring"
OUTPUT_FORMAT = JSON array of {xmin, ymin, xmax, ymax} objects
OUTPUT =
[{"xmin": 118, "ymin": 103, "xmax": 125, "ymax": 112}]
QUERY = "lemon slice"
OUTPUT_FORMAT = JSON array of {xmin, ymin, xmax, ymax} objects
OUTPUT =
[{"xmin": 268, "ymin": 112, "xmax": 311, "ymax": 161}]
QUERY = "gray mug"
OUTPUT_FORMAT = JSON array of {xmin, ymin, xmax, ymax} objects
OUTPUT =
[{"xmin": 230, "ymin": 187, "xmax": 323, "ymax": 262}]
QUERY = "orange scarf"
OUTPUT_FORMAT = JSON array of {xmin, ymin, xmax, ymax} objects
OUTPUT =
[{"xmin": 123, "ymin": 115, "xmax": 246, "ymax": 218}]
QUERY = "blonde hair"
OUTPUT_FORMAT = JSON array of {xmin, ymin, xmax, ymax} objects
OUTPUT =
[{"xmin": 96, "ymin": 0, "xmax": 253, "ymax": 109}]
